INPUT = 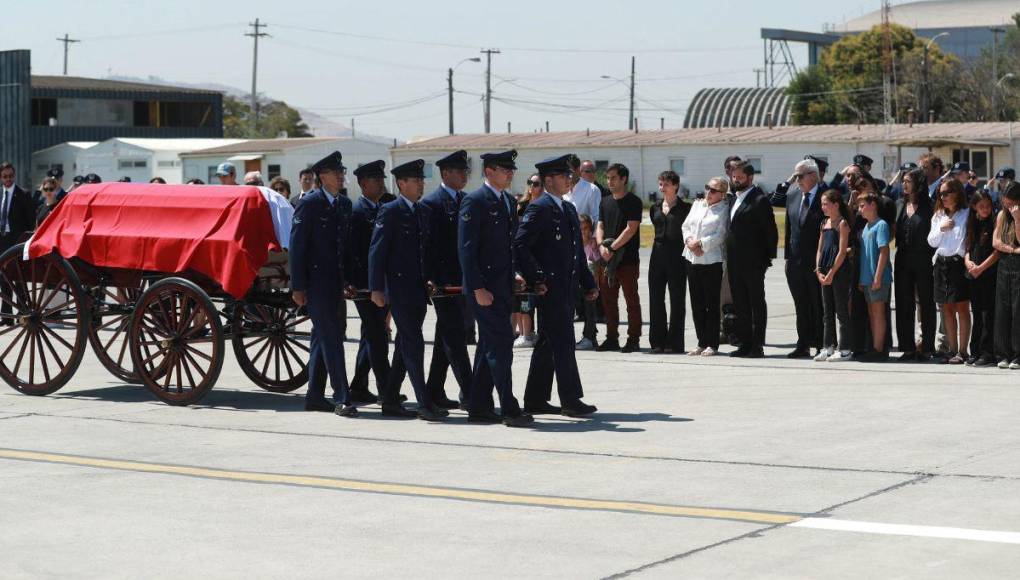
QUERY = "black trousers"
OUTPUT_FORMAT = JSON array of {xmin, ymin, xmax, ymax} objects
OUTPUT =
[
  {"xmin": 523, "ymin": 294, "xmax": 584, "ymax": 407},
  {"xmin": 425, "ymin": 295, "xmax": 473, "ymax": 403},
  {"xmin": 970, "ymin": 265, "xmax": 997, "ymax": 358},
  {"xmin": 894, "ymin": 255, "xmax": 936, "ymax": 353},
  {"xmin": 727, "ymin": 261, "xmax": 767, "ymax": 349},
  {"xmin": 647, "ymin": 245, "xmax": 687, "ymax": 351},
  {"xmin": 785, "ymin": 259, "xmax": 822, "ymax": 350},
  {"xmin": 688, "ymin": 263, "xmax": 722, "ymax": 350},
  {"xmin": 350, "ymin": 300, "xmax": 390, "ymax": 395},
  {"xmin": 820, "ymin": 265, "xmax": 851, "ymax": 351},
  {"xmin": 995, "ymin": 255, "xmax": 1020, "ymax": 360}
]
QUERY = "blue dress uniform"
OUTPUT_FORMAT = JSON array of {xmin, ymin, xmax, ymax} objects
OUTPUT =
[
  {"xmin": 348, "ymin": 160, "xmax": 391, "ymax": 402},
  {"xmin": 289, "ymin": 151, "xmax": 353, "ymax": 410},
  {"xmin": 514, "ymin": 155, "xmax": 598, "ymax": 416},
  {"xmin": 421, "ymin": 150, "xmax": 473, "ymax": 407},
  {"xmin": 368, "ymin": 159, "xmax": 446, "ymax": 421},
  {"xmin": 458, "ymin": 150, "xmax": 531, "ymax": 424}
]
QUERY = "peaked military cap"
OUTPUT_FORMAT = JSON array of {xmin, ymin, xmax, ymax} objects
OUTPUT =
[
  {"xmin": 46, "ymin": 167, "xmax": 64, "ymax": 179},
  {"xmin": 480, "ymin": 149, "xmax": 518, "ymax": 170},
  {"xmin": 804, "ymin": 155, "xmax": 828, "ymax": 174},
  {"xmin": 950, "ymin": 161, "xmax": 971, "ymax": 174},
  {"xmin": 995, "ymin": 167, "xmax": 1015, "ymax": 180},
  {"xmin": 71, "ymin": 174, "xmax": 85, "ymax": 185},
  {"xmin": 84, "ymin": 173, "xmax": 102, "ymax": 184},
  {"xmin": 391, "ymin": 159, "xmax": 426, "ymax": 179},
  {"xmin": 535, "ymin": 154, "xmax": 573, "ymax": 177},
  {"xmin": 436, "ymin": 150, "xmax": 470, "ymax": 170},
  {"xmin": 853, "ymin": 154, "xmax": 874, "ymax": 167},
  {"xmin": 311, "ymin": 151, "xmax": 345, "ymax": 174},
  {"xmin": 900, "ymin": 162, "xmax": 919, "ymax": 171},
  {"xmin": 353, "ymin": 160, "xmax": 386, "ymax": 179}
]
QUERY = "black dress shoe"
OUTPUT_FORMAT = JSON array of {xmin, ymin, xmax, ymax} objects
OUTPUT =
[
  {"xmin": 458, "ymin": 402, "xmax": 471, "ymax": 411},
  {"xmin": 349, "ymin": 389, "xmax": 378, "ymax": 405},
  {"xmin": 561, "ymin": 401, "xmax": 597, "ymax": 417},
  {"xmin": 417, "ymin": 406, "xmax": 446, "ymax": 422},
  {"xmin": 335, "ymin": 404, "xmax": 359, "ymax": 417},
  {"xmin": 433, "ymin": 397, "xmax": 460, "ymax": 410},
  {"xmin": 974, "ymin": 355, "xmax": 997, "ymax": 367},
  {"xmin": 523, "ymin": 402, "xmax": 561, "ymax": 415},
  {"xmin": 381, "ymin": 404, "xmax": 417, "ymax": 418},
  {"xmin": 897, "ymin": 351, "xmax": 918, "ymax": 362},
  {"xmin": 305, "ymin": 400, "xmax": 337, "ymax": 412},
  {"xmin": 730, "ymin": 347, "xmax": 750, "ymax": 358},
  {"xmin": 745, "ymin": 347, "xmax": 765, "ymax": 358},
  {"xmin": 596, "ymin": 338, "xmax": 620, "ymax": 352},
  {"xmin": 786, "ymin": 348, "xmax": 811, "ymax": 359},
  {"xmin": 620, "ymin": 339, "xmax": 640, "ymax": 353},
  {"xmin": 650, "ymin": 346, "xmax": 664, "ymax": 354},
  {"xmin": 503, "ymin": 412, "xmax": 535, "ymax": 428},
  {"xmin": 468, "ymin": 410, "xmax": 502, "ymax": 423}
]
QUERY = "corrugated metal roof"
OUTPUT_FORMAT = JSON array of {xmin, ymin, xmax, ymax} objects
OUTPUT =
[
  {"xmin": 684, "ymin": 88, "xmax": 791, "ymax": 128},
  {"xmin": 394, "ymin": 123, "xmax": 1017, "ymax": 151},
  {"xmin": 179, "ymin": 137, "xmax": 353, "ymax": 156},
  {"xmin": 31, "ymin": 75, "xmax": 221, "ymax": 95},
  {"xmin": 834, "ymin": 0, "xmax": 1015, "ymax": 32}
]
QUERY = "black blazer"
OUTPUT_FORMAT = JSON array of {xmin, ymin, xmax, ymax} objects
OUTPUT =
[
  {"xmin": 785, "ymin": 186, "xmax": 825, "ymax": 267},
  {"xmin": 1, "ymin": 185, "xmax": 36, "ymax": 249},
  {"xmin": 725, "ymin": 185, "xmax": 778, "ymax": 269}
]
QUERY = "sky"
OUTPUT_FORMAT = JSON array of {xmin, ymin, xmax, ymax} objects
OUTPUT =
[{"xmin": 5, "ymin": 0, "xmax": 882, "ymax": 141}]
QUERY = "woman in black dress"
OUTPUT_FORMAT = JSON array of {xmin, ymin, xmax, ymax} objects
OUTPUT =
[
  {"xmin": 894, "ymin": 169, "xmax": 936, "ymax": 361},
  {"xmin": 647, "ymin": 170, "xmax": 692, "ymax": 353}
]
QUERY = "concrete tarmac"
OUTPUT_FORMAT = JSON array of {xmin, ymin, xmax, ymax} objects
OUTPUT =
[{"xmin": 2, "ymin": 250, "xmax": 1019, "ymax": 579}]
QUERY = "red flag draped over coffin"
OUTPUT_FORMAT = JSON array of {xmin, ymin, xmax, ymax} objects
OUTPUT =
[{"xmin": 28, "ymin": 183, "xmax": 282, "ymax": 299}]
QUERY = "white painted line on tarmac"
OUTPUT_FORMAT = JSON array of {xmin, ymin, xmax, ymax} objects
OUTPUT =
[{"xmin": 792, "ymin": 518, "xmax": 1020, "ymax": 545}]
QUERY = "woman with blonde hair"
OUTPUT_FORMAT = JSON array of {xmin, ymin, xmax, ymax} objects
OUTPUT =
[{"xmin": 681, "ymin": 176, "xmax": 730, "ymax": 356}]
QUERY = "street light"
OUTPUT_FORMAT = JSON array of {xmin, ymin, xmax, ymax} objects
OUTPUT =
[
  {"xmin": 994, "ymin": 73, "xmax": 1017, "ymax": 121},
  {"xmin": 922, "ymin": 31, "xmax": 949, "ymax": 121},
  {"xmin": 602, "ymin": 57, "xmax": 637, "ymax": 131},
  {"xmin": 448, "ymin": 57, "xmax": 481, "ymax": 135}
]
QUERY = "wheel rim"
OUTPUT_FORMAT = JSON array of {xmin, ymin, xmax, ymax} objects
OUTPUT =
[
  {"xmin": 232, "ymin": 303, "xmax": 310, "ymax": 392},
  {"xmin": 88, "ymin": 284, "xmax": 143, "ymax": 382},
  {"xmin": 0, "ymin": 249, "xmax": 87, "ymax": 395},
  {"xmin": 130, "ymin": 281, "xmax": 222, "ymax": 405}
]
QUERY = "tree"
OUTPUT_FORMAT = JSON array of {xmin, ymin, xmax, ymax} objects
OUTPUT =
[
  {"xmin": 787, "ymin": 24, "xmax": 960, "ymax": 124},
  {"xmin": 222, "ymin": 95, "xmax": 312, "ymax": 138}
]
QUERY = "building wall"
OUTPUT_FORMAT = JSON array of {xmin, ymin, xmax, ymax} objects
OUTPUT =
[
  {"xmin": 30, "ymin": 145, "xmax": 90, "ymax": 189},
  {"xmin": 0, "ymin": 50, "xmax": 31, "ymax": 188},
  {"xmin": 182, "ymin": 139, "xmax": 392, "ymax": 195}
]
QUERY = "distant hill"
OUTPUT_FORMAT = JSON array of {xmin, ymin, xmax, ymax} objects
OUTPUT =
[{"xmin": 106, "ymin": 75, "xmax": 398, "ymax": 145}]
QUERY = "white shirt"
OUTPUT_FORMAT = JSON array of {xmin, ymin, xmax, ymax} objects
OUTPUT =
[
  {"xmin": 730, "ymin": 187, "xmax": 753, "ymax": 218},
  {"xmin": 399, "ymin": 194, "xmax": 416, "ymax": 212},
  {"xmin": 564, "ymin": 179, "xmax": 601, "ymax": 223},
  {"xmin": 440, "ymin": 182, "xmax": 459, "ymax": 203},
  {"xmin": 0, "ymin": 187, "xmax": 12, "ymax": 234},
  {"xmin": 484, "ymin": 180, "xmax": 514, "ymax": 215},
  {"xmin": 682, "ymin": 198, "xmax": 730, "ymax": 265},
  {"xmin": 543, "ymin": 191, "xmax": 564, "ymax": 210},
  {"xmin": 927, "ymin": 207, "xmax": 969, "ymax": 259}
]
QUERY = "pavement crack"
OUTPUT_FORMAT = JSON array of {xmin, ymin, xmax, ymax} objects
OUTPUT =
[
  {"xmin": 0, "ymin": 413, "xmax": 33, "ymax": 421},
  {"xmin": 602, "ymin": 474, "xmax": 931, "ymax": 578}
]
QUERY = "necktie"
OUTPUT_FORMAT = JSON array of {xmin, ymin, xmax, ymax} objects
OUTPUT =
[
  {"xmin": 335, "ymin": 198, "xmax": 345, "ymax": 274},
  {"xmin": 800, "ymin": 194, "xmax": 810, "ymax": 227},
  {"xmin": 0, "ymin": 189, "xmax": 8, "ymax": 235}
]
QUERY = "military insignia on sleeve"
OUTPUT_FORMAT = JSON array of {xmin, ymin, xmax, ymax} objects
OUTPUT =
[
  {"xmin": 555, "ymin": 234, "xmax": 562, "ymax": 240},
  {"xmin": 294, "ymin": 217, "xmax": 302, "ymax": 224}
]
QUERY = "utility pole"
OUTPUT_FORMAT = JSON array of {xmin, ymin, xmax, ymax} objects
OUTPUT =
[
  {"xmin": 56, "ymin": 34, "xmax": 80, "ymax": 76},
  {"xmin": 880, "ymin": 0, "xmax": 893, "ymax": 127},
  {"xmin": 245, "ymin": 18, "xmax": 270, "ymax": 137},
  {"xmin": 481, "ymin": 48, "xmax": 500, "ymax": 134},
  {"xmin": 991, "ymin": 27, "xmax": 1005, "ymax": 121},
  {"xmin": 628, "ymin": 56, "xmax": 636, "ymax": 131},
  {"xmin": 448, "ymin": 68, "xmax": 455, "ymax": 135}
]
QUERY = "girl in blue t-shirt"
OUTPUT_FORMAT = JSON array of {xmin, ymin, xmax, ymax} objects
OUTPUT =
[{"xmin": 856, "ymin": 192, "xmax": 892, "ymax": 361}]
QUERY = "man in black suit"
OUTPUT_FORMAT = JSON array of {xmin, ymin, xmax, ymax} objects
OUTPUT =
[
  {"xmin": 0, "ymin": 162, "xmax": 41, "ymax": 325},
  {"xmin": 783, "ymin": 159, "xmax": 825, "ymax": 358},
  {"xmin": 725, "ymin": 161, "xmax": 778, "ymax": 358}
]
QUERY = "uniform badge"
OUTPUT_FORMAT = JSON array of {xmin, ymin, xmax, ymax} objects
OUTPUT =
[
  {"xmin": 461, "ymin": 211, "xmax": 471, "ymax": 221},
  {"xmin": 555, "ymin": 234, "xmax": 562, "ymax": 240}
]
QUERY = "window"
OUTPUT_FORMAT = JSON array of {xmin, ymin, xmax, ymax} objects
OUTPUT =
[
  {"xmin": 31, "ymin": 98, "xmax": 57, "ymax": 126},
  {"xmin": 951, "ymin": 148, "xmax": 990, "ymax": 179},
  {"xmin": 669, "ymin": 158, "xmax": 686, "ymax": 176},
  {"xmin": 424, "ymin": 164, "xmax": 434, "ymax": 179},
  {"xmin": 117, "ymin": 159, "xmax": 147, "ymax": 169},
  {"xmin": 157, "ymin": 160, "xmax": 180, "ymax": 168},
  {"xmin": 744, "ymin": 156, "xmax": 763, "ymax": 174},
  {"xmin": 208, "ymin": 166, "xmax": 218, "ymax": 183},
  {"xmin": 268, "ymin": 164, "xmax": 281, "ymax": 179}
]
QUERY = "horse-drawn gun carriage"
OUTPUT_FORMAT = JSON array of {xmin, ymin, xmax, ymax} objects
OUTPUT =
[{"xmin": 0, "ymin": 183, "xmax": 310, "ymax": 405}]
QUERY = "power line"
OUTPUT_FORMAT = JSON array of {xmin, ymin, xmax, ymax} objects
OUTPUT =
[
  {"xmin": 302, "ymin": 91, "xmax": 448, "ymax": 113},
  {"xmin": 79, "ymin": 23, "xmax": 241, "ymax": 41}
]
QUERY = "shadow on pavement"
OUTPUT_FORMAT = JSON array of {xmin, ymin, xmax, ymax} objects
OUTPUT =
[
  {"xmin": 530, "ymin": 412, "xmax": 693, "ymax": 433},
  {"xmin": 52, "ymin": 384, "xmax": 306, "ymax": 412}
]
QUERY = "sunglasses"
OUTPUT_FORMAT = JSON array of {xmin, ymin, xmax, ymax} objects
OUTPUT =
[
  {"xmin": 42, "ymin": 187, "xmax": 54, "ymax": 192},
  {"xmin": 704, "ymin": 186, "xmax": 725, "ymax": 194},
  {"xmin": 527, "ymin": 180, "xmax": 541, "ymax": 187},
  {"xmin": 794, "ymin": 174, "xmax": 808, "ymax": 181}
]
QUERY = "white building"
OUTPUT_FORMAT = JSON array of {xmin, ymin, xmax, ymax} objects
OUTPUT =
[
  {"xmin": 74, "ymin": 138, "xmax": 245, "ymax": 184},
  {"xmin": 391, "ymin": 123, "xmax": 1020, "ymax": 199},
  {"xmin": 30, "ymin": 142, "xmax": 97, "ymax": 187},
  {"xmin": 179, "ymin": 137, "xmax": 393, "ymax": 197}
]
